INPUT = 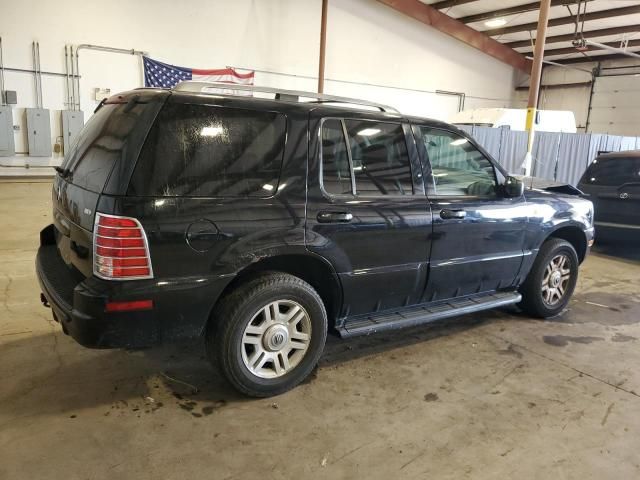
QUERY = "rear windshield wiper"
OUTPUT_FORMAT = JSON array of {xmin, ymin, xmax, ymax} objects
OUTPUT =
[{"xmin": 53, "ymin": 166, "xmax": 70, "ymax": 178}]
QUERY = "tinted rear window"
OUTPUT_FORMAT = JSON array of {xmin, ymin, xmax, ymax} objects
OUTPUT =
[
  {"xmin": 63, "ymin": 102, "xmax": 149, "ymax": 192},
  {"xmin": 581, "ymin": 157, "xmax": 640, "ymax": 186},
  {"xmin": 128, "ymin": 103, "xmax": 286, "ymax": 197}
]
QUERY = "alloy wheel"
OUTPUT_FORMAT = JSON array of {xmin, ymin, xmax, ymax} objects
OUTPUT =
[
  {"xmin": 241, "ymin": 300, "xmax": 312, "ymax": 379},
  {"xmin": 541, "ymin": 254, "xmax": 572, "ymax": 306}
]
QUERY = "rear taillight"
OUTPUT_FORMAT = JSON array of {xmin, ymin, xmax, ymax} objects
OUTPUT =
[{"xmin": 93, "ymin": 212, "xmax": 153, "ymax": 280}]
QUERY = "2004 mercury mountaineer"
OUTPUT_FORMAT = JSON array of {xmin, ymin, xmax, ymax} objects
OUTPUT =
[{"xmin": 36, "ymin": 82, "xmax": 595, "ymax": 397}]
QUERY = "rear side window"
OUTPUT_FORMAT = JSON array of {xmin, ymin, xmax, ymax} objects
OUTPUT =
[
  {"xmin": 321, "ymin": 119, "xmax": 352, "ymax": 195},
  {"xmin": 64, "ymin": 103, "xmax": 149, "ymax": 193},
  {"xmin": 345, "ymin": 120, "xmax": 413, "ymax": 196},
  {"xmin": 581, "ymin": 157, "xmax": 640, "ymax": 186},
  {"xmin": 129, "ymin": 103, "xmax": 286, "ymax": 197},
  {"xmin": 320, "ymin": 119, "xmax": 412, "ymax": 196}
]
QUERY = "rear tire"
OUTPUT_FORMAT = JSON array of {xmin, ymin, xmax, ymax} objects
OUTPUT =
[
  {"xmin": 206, "ymin": 272, "xmax": 327, "ymax": 397},
  {"xmin": 518, "ymin": 238, "xmax": 579, "ymax": 318}
]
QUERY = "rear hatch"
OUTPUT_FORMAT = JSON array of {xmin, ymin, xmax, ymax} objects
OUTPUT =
[
  {"xmin": 578, "ymin": 155, "xmax": 640, "ymax": 227},
  {"xmin": 52, "ymin": 92, "xmax": 166, "ymax": 277}
]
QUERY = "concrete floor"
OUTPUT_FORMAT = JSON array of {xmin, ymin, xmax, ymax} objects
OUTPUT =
[{"xmin": 1, "ymin": 180, "xmax": 640, "ymax": 480}]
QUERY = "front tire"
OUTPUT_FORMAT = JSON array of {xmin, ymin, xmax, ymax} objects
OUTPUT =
[
  {"xmin": 207, "ymin": 273, "xmax": 327, "ymax": 397},
  {"xmin": 518, "ymin": 238, "xmax": 579, "ymax": 318}
]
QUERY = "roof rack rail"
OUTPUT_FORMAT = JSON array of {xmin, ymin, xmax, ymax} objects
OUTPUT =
[{"xmin": 171, "ymin": 81, "xmax": 400, "ymax": 114}]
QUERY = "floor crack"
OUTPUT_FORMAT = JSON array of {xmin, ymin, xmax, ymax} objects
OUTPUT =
[
  {"xmin": 601, "ymin": 402, "xmax": 615, "ymax": 426},
  {"xmin": 487, "ymin": 333, "xmax": 640, "ymax": 400},
  {"xmin": 2, "ymin": 274, "xmax": 13, "ymax": 313}
]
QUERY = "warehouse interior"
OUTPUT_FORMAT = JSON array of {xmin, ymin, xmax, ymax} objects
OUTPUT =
[{"xmin": 1, "ymin": 0, "xmax": 640, "ymax": 478}]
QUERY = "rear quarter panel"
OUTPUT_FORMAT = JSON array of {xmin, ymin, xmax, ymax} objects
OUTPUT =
[{"xmin": 97, "ymin": 108, "xmax": 311, "ymax": 338}]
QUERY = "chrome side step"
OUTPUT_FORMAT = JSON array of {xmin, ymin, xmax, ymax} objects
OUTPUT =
[{"xmin": 337, "ymin": 291, "xmax": 521, "ymax": 338}]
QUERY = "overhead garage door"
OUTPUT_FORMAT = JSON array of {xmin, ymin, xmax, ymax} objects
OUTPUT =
[{"xmin": 589, "ymin": 75, "xmax": 640, "ymax": 136}]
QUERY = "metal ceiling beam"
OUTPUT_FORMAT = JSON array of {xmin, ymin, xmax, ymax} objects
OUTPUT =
[
  {"xmin": 376, "ymin": 0, "xmax": 532, "ymax": 72},
  {"xmin": 507, "ymin": 25, "xmax": 640, "ymax": 50},
  {"xmin": 432, "ymin": 0, "xmax": 482, "ymax": 10},
  {"xmin": 554, "ymin": 52, "xmax": 637, "ymax": 65},
  {"xmin": 484, "ymin": 5, "xmax": 640, "ymax": 36},
  {"xmin": 543, "ymin": 39, "xmax": 640, "ymax": 57},
  {"xmin": 459, "ymin": 0, "xmax": 590, "ymax": 25},
  {"xmin": 515, "ymin": 81, "xmax": 592, "ymax": 91}
]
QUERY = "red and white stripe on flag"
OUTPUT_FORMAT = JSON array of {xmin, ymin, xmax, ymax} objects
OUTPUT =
[{"xmin": 192, "ymin": 68, "xmax": 254, "ymax": 85}]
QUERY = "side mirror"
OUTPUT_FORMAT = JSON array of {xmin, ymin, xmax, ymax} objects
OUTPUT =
[{"xmin": 503, "ymin": 176, "xmax": 524, "ymax": 198}]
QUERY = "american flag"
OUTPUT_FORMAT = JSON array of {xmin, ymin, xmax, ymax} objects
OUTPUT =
[{"xmin": 143, "ymin": 57, "xmax": 254, "ymax": 89}]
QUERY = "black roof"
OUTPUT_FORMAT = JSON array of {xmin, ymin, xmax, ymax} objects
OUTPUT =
[{"xmin": 597, "ymin": 150, "xmax": 640, "ymax": 159}]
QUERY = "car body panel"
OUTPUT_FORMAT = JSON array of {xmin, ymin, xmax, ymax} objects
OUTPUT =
[
  {"xmin": 408, "ymin": 121, "xmax": 529, "ymax": 301},
  {"xmin": 578, "ymin": 152, "xmax": 640, "ymax": 239},
  {"xmin": 305, "ymin": 108, "xmax": 432, "ymax": 319},
  {"xmin": 36, "ymin": 88, "xmax": 594, "ymax": 348}
]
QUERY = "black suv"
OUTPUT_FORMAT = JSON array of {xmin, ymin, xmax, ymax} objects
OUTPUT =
[
  {"xmin": 578, "ymin": 151, "xmax": 640, "ymax": 242},
  {"xmin": 37, "ymin": 82, "xmax": 594, "ymax": 396}
]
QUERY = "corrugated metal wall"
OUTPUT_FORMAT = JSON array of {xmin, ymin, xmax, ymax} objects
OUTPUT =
[{"xmin": 461, "ymin": 126, "xmax": 640, "ymax": 186}]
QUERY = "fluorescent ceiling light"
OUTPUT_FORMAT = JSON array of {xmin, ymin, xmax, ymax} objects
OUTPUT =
[
  {"xmin": 201, "ymin": 126, "xmax": 224, "ymax": 137},
  {"xmin": 262, "ymin": 184, "xmax": 274, "ymax": 191},
  {"xmin": 357, "ymin": 128, "xmax": 381, "ymax": 136},
  {"xmin": 450, "ymin": 138, "xmax": 468, "ymax": 146},
  {"xmin": 485, "ymin": 18, "xmax": 507, "ymax": 28}
]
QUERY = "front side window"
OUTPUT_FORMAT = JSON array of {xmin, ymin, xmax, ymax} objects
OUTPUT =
[
  {"xmin": 421, "ymin": 128, "xmax": 497, "ymax": 197},
  {"xmin": 129, "ymin": 103, "xmax": 286, "ymax": 197},
  {"xmin": 345, "ymin": 120, "xmax": 413, "ymax": 196}
]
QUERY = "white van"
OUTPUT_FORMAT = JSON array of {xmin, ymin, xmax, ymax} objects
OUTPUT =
[{"xmin": 450, "ymin": 108, "xmax": 577, "ymax": 133}]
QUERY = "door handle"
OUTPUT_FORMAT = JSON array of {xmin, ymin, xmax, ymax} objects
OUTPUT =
[
  {"xmin": 317, "ymin": 211, "xmax": 353, "ymax": 223},
  {"xmin": 440, "ymin": 209, "xmax": 466, "ymax": 220}
]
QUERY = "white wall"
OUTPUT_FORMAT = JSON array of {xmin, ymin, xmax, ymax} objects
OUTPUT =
[{"xmin": 0, "ymin": 0, "xmax": 520, "ymax": 172}]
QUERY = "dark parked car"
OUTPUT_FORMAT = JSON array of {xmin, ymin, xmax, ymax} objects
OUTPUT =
[
  {"xmin": 37, "ymin": 82, "xmax": 594, "ymax": 396},
  {"xmin": 578, "ymin": 151, "xmax": 640, "ymax": 243}
]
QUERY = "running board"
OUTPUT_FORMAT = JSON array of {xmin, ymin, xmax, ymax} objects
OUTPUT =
[{"xmin": 338, "ymin": 291, "xmax": 521, "ymax": 338}]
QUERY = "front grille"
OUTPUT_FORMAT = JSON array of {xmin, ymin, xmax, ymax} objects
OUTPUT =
[{"xmin": 37, "ymin": 245, "xmax": 84, "ymax": 310}]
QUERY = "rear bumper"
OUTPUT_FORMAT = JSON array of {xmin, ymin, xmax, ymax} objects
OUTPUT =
[{"xmin": 36, "ymin": 224, "xmax": 231, "ymax": 349}]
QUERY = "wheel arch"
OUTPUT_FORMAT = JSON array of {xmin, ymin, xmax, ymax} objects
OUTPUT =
[
  {"xmin": 547, "ymin": 225, "xmax": 588, "ymax": 263},
  {"xmin": 208, "ymin": 253, "xmax": 343, "ymax": 332}
]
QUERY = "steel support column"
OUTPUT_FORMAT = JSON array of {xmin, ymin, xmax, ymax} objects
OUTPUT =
[
  {"xmin": 318, "ymin": 0, "xmax": 328, "ymax": 93},
  {"xmin": 524, "ymin": 0, "xmax": 552, "ymax": 176}
]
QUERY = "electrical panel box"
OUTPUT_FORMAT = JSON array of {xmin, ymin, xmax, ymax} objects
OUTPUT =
[
  {"xmin": 26, "ymin": 108, "xmax": 52, "ymax": 157},
  {"xmin": 3, "ymin": 90, "xmax": 18, "ymax": 104},
  {"xmin": 61, "ymin": 110, "xmax": 84, "ymax": 154},
  {"xmin": 94, "ymin": 88, "xmax": 111, "ymax": 102},
  {"xmin": 0, "ymin": 106, "xmax": 15, "ymax": 157}
]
